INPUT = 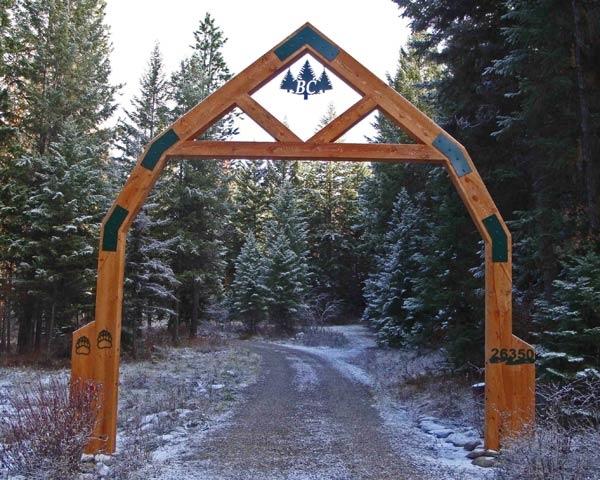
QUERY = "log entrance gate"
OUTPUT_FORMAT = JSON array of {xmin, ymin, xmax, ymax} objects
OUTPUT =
[{"xmin": 71, "ymin": 23, "xmax": 535, "ymax": 453}]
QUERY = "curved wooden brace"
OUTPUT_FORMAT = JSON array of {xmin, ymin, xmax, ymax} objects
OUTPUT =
[{"xmin": 71, "ymin": 23, "xmax": 534, "ymax": 454}]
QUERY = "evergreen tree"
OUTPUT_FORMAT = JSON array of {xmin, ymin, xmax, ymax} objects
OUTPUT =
[
  {"xmin": 533, "ymin": 252, "xmax": 600, "ymax": 380},
  {"xmin": 6, "ymin": 122, "xmax": 110, "ymax": 352},
  {"xmin": 0, "ymin": 0, "xmax": 116, "ymax": 353},
  {"xmin": 229, "ymin": 233, "xmax": 268, "ymax": 333},
  {"xmin": 363, "ymin": 190, "xmax": 428, "ymax": 346},
  {"xmin": 296, "ymin": 60, "xmax": 317, "ymax": 100},
  {"xmin": 160, "ymin": 13, "xmax": 233, "ymax": 341},
  {"xmin": 263, "ymin": 225, "xmax": 306, "ymax": 332},
  {"xmin": 300, "ymin": 105, "xmax": 368, "ymax": 311},
  {"xmin": 280, "ymin": 69, "xmax": 297, "ymax": 92},
  {"xmin": 317, "ymin": 70, "xmax": 333, "ymax": 93},
  {"xmin": 114, "ymin": 44, "xmax": 177, "ymax": 357},
  {"xmin": 262, "ymin": 182, "xmax": 311, "ymax": 331}
]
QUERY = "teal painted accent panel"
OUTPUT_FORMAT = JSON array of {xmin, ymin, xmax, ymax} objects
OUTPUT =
[
  {"xmin": 141, "ymin": 129, "xmax": 179, "ymax": 171},
  {"xmin": 432, "ymin": 133, "xmax": 472, "ymax": 177},
  {"xmin": 275, "ymin": 26, "xmax": 340, "ymax": 61},
  {"xmin": 102, "ymin": 205, "xmax": 128, "ymax": 252},
  {"xmin": 483, "ymin": 214, "xmax": 508, "ymax": 262}
]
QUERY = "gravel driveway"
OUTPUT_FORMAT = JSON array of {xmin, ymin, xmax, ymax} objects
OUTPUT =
[{"xmin": 160, "ymin": 339, "xmax": 425, "ymax": 479}]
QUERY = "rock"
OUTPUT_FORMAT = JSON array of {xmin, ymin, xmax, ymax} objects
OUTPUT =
[
  {"xmin": 472, "ymin": 456, "xmax": 496, "ymax": 468},
  {"xmin": 431, "ymin": 429, "xmax": 453, "ymax": 439},
  {"xmin": 95, "ymin": 454, "xmax": 113, "ymax": 466},
  {"xmin": 420, "ymin": 420, "xmax": 444, "ymax": 433},
  {"xmin": 463, "ymin": 440, "xmax": 482, "ymax": 451},
  {"xmin": 96, "ymin": 463, "xmax": 110, "ymax": 476},
  {"xmin": 211, "ymin": 384, "xmax": 225, "ymax": 390},
  {"xmin": 484, "ymin": 449, "xmax": 499, "ymax": 457},
  {"xmin": 467, "ymin": 449, "xmax": 487, "ymax": 459},
  {"xmin": 80, "ymin": 453, "xmax": 95, "ymax": 463},
  {"xmin": 471, "ymin": 382, "xmax": 485, "ymax": 396},
  {"xmin": 445, "ymin": 432, "xmax": 472, "ymax": 447}
]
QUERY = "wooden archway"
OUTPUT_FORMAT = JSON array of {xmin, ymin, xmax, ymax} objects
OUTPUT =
[{"xmin": 71, "ymin": 23, "xmax": 535, "ymax": 454}]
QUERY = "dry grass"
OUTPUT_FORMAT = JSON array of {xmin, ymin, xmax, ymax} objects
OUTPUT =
[
  {"xmin": 368, "ymin": 347, "xmax": 484, "ymax": 432},
  {"xmin": 296, "ymin": 326, "xmax": 349, "ymax": 347},
  {"xmin": 0, "ymin": 377, "xmax": 99, "ymax": 479},
  {"xmin": 496, "ymin": 377, "xmax": 600, "ymax": 480}
]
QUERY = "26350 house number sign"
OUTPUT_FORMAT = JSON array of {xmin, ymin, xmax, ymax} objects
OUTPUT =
[{"xmin": 280, "ymin": 60, "xmax": 333, "ymax": 100}]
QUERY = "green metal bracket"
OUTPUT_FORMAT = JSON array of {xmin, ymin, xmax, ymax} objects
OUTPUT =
[
  {"xmin": 275, "ymin": 25, "xmax": 340, "ymax": 62},
  {"xmin": 483, "ymin": 214, "xmax": 508, "ymax": 262},
  {"xmin": 102, "ymin": 205, "xmax": 128, "ymax": 252},
  {"xmin": 432, "ymin": 133, "xmax": 472, "ymax": 177},
  {"xmin": 141, "ymin": 129, "xmax": 179, "ymax": 171}
]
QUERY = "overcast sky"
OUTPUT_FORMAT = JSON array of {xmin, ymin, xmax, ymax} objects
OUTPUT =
[{"xmin": 105, "ymin": 0, "xmax": 410, "ymax": 141}]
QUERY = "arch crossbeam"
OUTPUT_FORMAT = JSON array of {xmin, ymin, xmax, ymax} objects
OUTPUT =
[{"xmin": 71, "ymin": 23, "xmax": 534, "ymax": 454}]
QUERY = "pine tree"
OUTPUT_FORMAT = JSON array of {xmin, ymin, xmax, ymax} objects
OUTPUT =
[
  {"xmin": 262, "ymin": 182, "xmax": 311, "ymax": 331},
  {"xmin": 114, "ymin": 44, "xmax": 178, "ymax": 357},
  {"xmin": 229, "ymin": 233, "xmax": 268, "ymax": 333},
  {"xmin": 0, "ymin": 0, "xmax": 116, "ymax": 353},
  {"xmin": 533, "ymin": 253, "xmax": 600, "ymax": 380},
  {"xmin": 8, "ymin": 122, "xmax": 110, "ymax": 353},
  {"xmin": 296, "ymin": 60, "xmax": 317, "ymax": 100},
  {"xmin": 362, "ymin": 190, "xmax": 426, "ymax": 346},
  {"xmin": 317, "ymin": 70, "xmax": 332, "ymax": 93},
  {"xmin": 299, "ymin": 105, "xmax": 368, "ymax": 311},
  {"xmin": 263, "ymin": 225, "xmax": 306, "ymax": 333},
  {"xmin": 228, "ymin": 160, "xmax": 271, "ymax": 267},
  {"xmin": 160, "ymin": 13, "xmax": 233, "ymax": 341},
  {"xmin": 280, "ymin": 69, "xmax": 297, "ymax": 92}
]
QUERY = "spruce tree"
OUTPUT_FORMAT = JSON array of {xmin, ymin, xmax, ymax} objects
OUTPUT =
[
  {"xmin": 299, "ymin": 105, "xmax": 367, "ymax": 311},
  {"xmin": 160, "ymin": 13, "xmax": 233, "ymax": 340},
  {"xmin": 262, "ymin": 182, "xmax": 311, "ymax": 331},
  {"xmin": 0, "ymin": 0, "xmax": 116, "ymax": 352},
  {"xmin": 263, "ymin": 225, "xmax": 306, "ymax": 332},
  {"xmin": 229, "ymin": 233, "xmax": 268, "ymax": 333},
  {"xmin": 114, "ymin": 44, "xmax": 177, "ymax": 356}
]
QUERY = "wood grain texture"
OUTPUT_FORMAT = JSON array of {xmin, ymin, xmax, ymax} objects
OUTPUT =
[
  {"xmin": 167, "ymin": 141, "xmax": 446, "ymax": 163},
  {"xmin": 308, "ymin": 96, "xmax": 378, "ymax": 143},
  {"xmin": 72, "ymin": 22, "xmax": 534, "ymax": 454},
  {"xmin": 236, "ymin": 95, "xmax": 301, "ymax": 142}
]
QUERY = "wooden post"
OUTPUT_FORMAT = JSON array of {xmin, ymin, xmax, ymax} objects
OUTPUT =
[{"xmin": 72, "ymin": 22, "xmax": 534, "ymax": 454}]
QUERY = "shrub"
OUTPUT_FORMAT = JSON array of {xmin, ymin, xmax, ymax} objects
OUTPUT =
[
  {"xmin": 496, "ymin": 377, "xmax": 600, "ymax": 480},
  {"xmin": 0, "ymin": 376, "xmax": 99, "ymax": 479}
]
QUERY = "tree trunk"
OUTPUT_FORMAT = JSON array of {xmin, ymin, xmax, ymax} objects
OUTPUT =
[
  {"xmin": 46, "ymin": 301, "xmax": 56, "ymax": 353},
  {"xmin": 17, "ymin": 301, "xmax": 34, "ymax": 354},
  {"xmin": 34, "ymin": 308, "xmax": 42, "ymax": 352},
  {"xmin": 190, "ymin": 278, "xmax": 200, "ymax": 338},
  {"xmin": 170, "ymin": 296, "xmax": 180, "ymax": 346},
  {"xmin": 572, "ymin": 0, "xmax": 599, "ymax": 233}
]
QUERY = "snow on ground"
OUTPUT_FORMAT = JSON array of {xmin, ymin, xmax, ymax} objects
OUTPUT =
[
  {"xmin": 280, "ymin": 325, "xmax": 376, "ymax": 386},
  {"xmin": 287, "ymin": 355, "xmax": 320, "ymax": 392},
  {"xmin": 280, "ymin": 325, "xmax": 494, "ymax": 479},
  {"xmin": 0, "ymin": 343, "xmax": 260, "ymax": 480}
]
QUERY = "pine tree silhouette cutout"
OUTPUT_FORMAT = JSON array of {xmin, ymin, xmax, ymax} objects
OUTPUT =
[
  {"xmin": 280, "ymin": 69, "xmax": 297, "ymax": 92},
  {"xmin": 296, "ymin": 60, "xmax": 317, "ymax": 100},
  {"xmin": 317, "ymin": 70, "xmax": 333, "ymax": 93}
]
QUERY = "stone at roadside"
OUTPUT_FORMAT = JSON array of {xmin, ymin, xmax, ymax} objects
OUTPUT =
[
  {"xmin": 432, "ymin": 428, "xmax": 453, "ymax": 439},
  {"xmin": 81, "ymin": 453, "xmax": 95, "ymax": 463},
  {"xmin": 463, "ymin": 440, "xmax": 482, "ymax": 451},
  {"xmin": 96, "ymin": 463, "xmax": 110, "ymax": 477},
  {"xmin": 484, "ymin": 449, "xmax": 499, "ymax": 457},
  {"xmin": 467, "ymin": 449, "xmax": 487, "ymax": 459},
  {"xmin": 445, "ymin": 432, "xmax": 475, "ymax": 447},
  {"xmin": 95, "ymin": 454, "xmax": 113, "ymax": 466},
  {"xmin": 472, "ymin": 456, "xmax": 496, "ymax": 468}
]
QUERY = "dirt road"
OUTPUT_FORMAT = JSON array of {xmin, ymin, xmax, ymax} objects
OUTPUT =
[{"xmin": 160, "ymin": 336, "xmax": 424, "ymax": 479}]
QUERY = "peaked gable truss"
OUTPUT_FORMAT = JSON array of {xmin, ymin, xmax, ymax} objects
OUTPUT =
[{"xmin": 72, "ymin": 23, "xmax": 534, "ymax": 454}]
